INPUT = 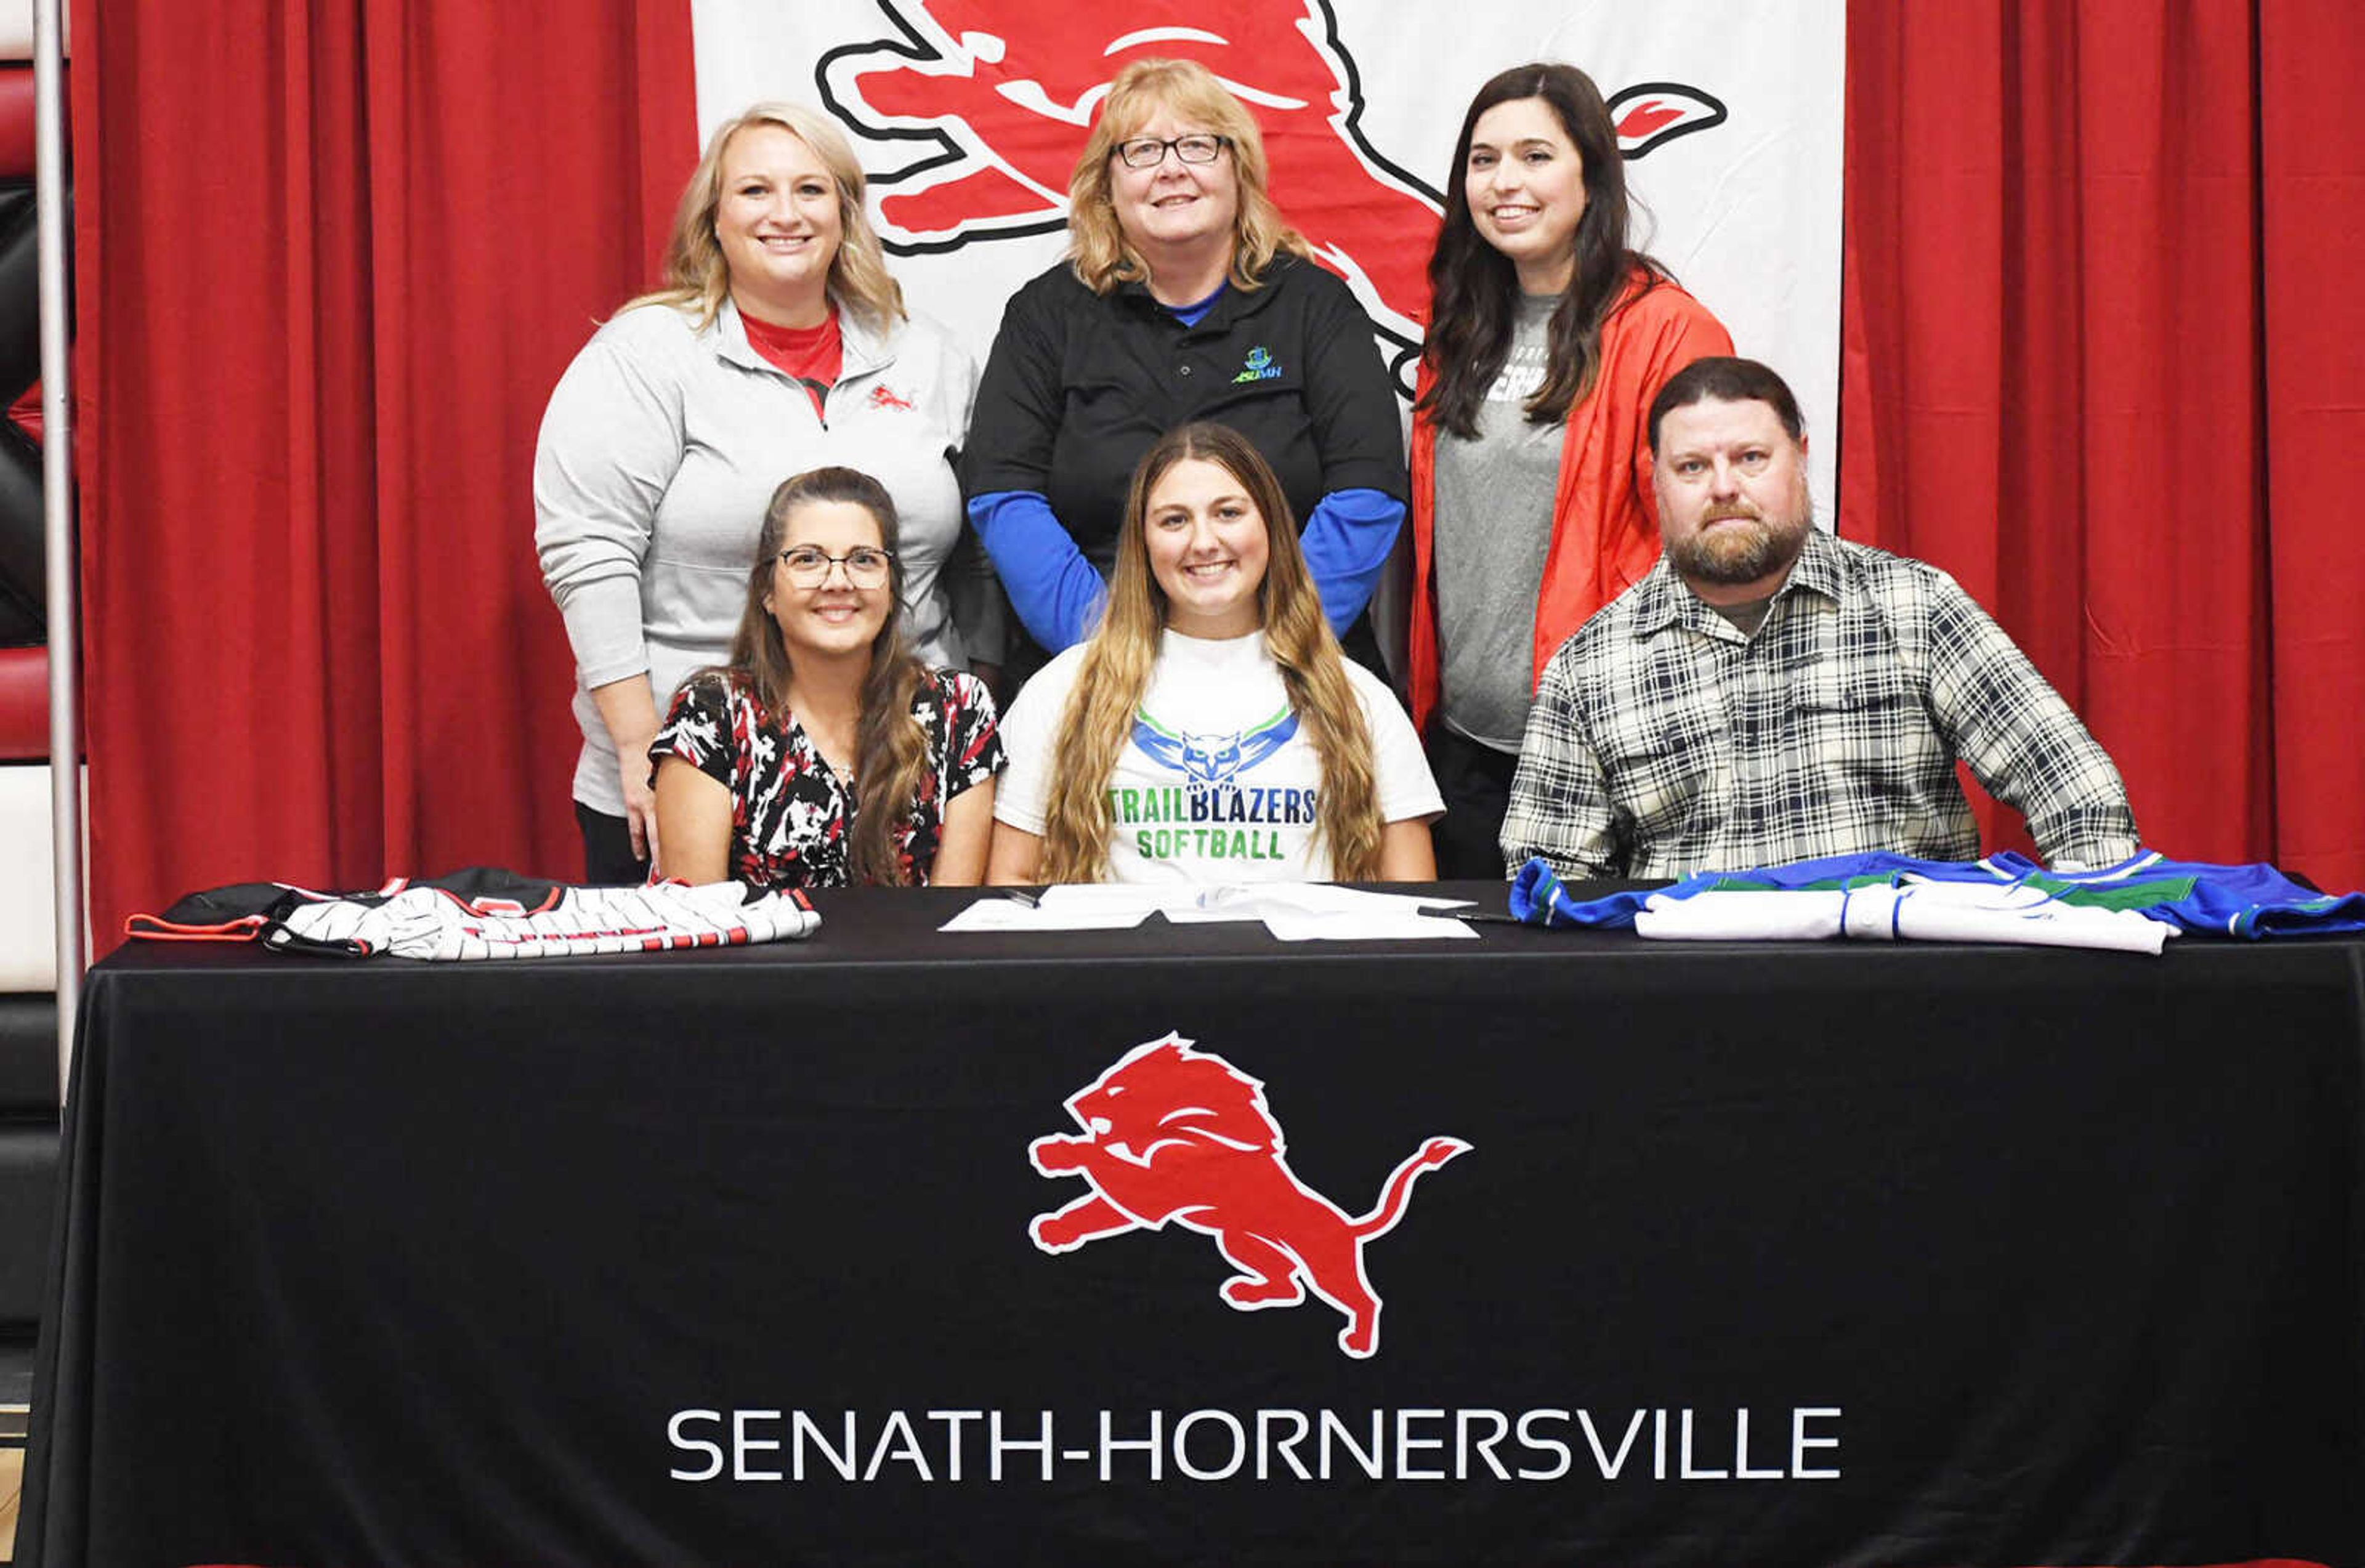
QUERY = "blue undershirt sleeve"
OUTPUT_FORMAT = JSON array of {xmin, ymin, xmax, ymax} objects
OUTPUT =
[
  {"xmin": 965, "ymin": 490, "xmax": 1109, "ymax": 652},
  {"xmin": 1298, "ymin": 487, "xmax": 1407, "ymax": 632}
]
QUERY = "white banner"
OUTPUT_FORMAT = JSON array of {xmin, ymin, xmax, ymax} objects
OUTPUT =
[{"xmin": 692, "ymin": 0, "xmax": 1845, "ymax": 520}]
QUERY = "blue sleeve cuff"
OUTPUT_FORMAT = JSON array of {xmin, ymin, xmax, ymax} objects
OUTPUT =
[
  {"xmin": 966, "ymin": 491, "xmax": 1109, "ymax": 652},
  {"xmin": 1300, "ymin": 488, "xmax": 1407, "ymax": 632}
]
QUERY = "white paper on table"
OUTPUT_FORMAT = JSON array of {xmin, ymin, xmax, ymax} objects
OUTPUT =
[
  {"xmin": 1187, "ymin": 884, "xmax": 1479, "ymax": 940},
  {"xmin": 1041, "ymin": 884, "xmax": 1213, "ymax": 916},
  {"xmin": 936, "ymin": 899, "xmax": 1153, "ymax": 932},
  {"xmin": 941, "ymin": 883, "xmax": 1478, "ymax": 939},
  {"xmin": 937, "ymin": 883, "xmax": 1224, "ymax": 932},
  {"xmin": 1260, "ymin": 908, "xmax": 1478, "ymax": 942}
]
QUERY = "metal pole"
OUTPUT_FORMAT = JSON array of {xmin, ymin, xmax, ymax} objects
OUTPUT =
[{"xmin": 34, "ymin": 0, "xmax": 81, "ymax": 1104}]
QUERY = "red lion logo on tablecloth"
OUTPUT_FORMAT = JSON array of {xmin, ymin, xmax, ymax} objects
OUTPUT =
[
  {"xmin": 1028, "ymin": 1032, "xmax": 1468, "ymax": 1358},
  {"xmin": 819, "ymin": 0, "xmax": 1726, "ymax": 354}
]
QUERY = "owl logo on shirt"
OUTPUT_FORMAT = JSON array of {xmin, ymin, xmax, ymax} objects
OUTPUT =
[{"xmin": 1133, "ymin": 706, "xmax": 1298, "ymax": 796}]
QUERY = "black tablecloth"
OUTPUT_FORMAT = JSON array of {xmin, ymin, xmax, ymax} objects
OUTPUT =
[{"xmin": 22, "ymin": 884, "xmax": 2365, "ymax": 1566}]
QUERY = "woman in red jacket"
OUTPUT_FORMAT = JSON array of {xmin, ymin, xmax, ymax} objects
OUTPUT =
[{"xmin": 1409, "ymin": 62, "xmax": 1731, "ymax": 878}]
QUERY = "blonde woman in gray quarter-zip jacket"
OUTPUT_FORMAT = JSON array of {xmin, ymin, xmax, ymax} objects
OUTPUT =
[{"xmin": 535, "ymin": 102, "xmax": 1002, "ymax": 883}]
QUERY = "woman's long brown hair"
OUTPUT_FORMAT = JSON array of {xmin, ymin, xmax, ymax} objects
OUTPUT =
[
  {"xmin": 1416, "ymin": 62, "xmax": 1670, "ymax": 439},
  {"xmin": 718, "ymin": 467, "xmax": 931, "ymax": 885}
]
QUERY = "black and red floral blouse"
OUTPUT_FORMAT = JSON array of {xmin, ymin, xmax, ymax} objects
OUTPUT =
[{"xmin": 650, "ymin": 668, "xmax": 1002, "ymax": 889}]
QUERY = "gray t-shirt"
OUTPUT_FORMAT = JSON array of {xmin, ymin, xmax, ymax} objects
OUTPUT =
[
  {"xmin": 1711, "ymin": 591, "xmax": 1777, "ymax": 637},
  {"xmin": 1433, "ymin": 294, "xmax": 1563, "ymax": 752}
]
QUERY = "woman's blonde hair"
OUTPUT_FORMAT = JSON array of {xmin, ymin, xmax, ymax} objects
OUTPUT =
[
  {"xmin": 1065, "ymin": 59, "xmax": 1310, "ymax": 294},
  {"xmin": 714, "ymin": 467, "xmax": 932, "ymax": 886},
  {"xmin": 625, "ymin": 102, "xmax": 905, "ymax": 332},
  {"xmin": 1037, "ymin": 423, "xmax": 1382, "ymax": 883}
]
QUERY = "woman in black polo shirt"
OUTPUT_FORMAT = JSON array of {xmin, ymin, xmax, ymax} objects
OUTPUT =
[{"xmin": 961, "ymin": 57, "xmax": 1405, "ymax": 678}]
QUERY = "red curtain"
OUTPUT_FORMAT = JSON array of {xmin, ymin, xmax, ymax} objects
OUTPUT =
[
  {"xmin": 66, "ymin": 1, "xmax": 2365, "ymax": 943},
  {"xmin": 1841, "ymin": 0, "xmax": 2365, "ymax": 891},
  {"xmin": 68, "ymin": 0, "xmax": 695, "ymax": 940}
]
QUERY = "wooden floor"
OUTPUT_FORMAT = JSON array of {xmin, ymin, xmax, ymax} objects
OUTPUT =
[{"xmin": 0, "ymin": 1405, "xmax": 24, "ymax": 1560}]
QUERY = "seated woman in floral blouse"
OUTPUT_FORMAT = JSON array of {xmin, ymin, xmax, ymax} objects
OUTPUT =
[{"xmin": 650, "ymin": 466, "xmax": 1003, "ymax": 888}]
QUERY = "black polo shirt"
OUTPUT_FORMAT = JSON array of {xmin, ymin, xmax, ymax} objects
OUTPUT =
[{"xmin": 962, "ymin": 254, "xmax": 1407, "ymax": 575}]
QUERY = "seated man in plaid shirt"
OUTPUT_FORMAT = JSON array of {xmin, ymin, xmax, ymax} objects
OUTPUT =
[{"xmin": 1499, "ymin": 356, "xmax": 2138, "ymax": 881}]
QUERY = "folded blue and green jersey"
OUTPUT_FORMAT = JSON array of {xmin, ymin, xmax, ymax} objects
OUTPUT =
[{"xmin": 1509, "ymin": 849, "xmax": 2365, "ymax": 939}]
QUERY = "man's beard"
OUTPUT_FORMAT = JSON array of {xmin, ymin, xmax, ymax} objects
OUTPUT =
[{"xmin": 1670, "ymin": 491, "xmax": 1813, "ymax": 587}]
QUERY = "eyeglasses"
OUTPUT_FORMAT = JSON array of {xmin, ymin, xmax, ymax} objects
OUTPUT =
[
  {"xmin": 1114, "ymin": 134, "xmax": 1231, "ymax": 170},
  {"xmin": 777, "ymin": 545, "xmax": 894, "ymax": 588}
]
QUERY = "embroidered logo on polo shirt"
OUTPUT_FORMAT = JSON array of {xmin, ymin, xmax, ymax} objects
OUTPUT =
[
  {"xmin": 867, "ymin": 384, "xmax": 916, "ymax": 411},
  {"xmin": 1232, "ymin": 346, "xmax": 1283, "ymax": 384}
]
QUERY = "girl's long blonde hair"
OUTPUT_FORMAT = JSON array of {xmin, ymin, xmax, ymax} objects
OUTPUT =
[{"xmin": 1037, "ymin": 423, "xmax": 1382, "ymax": 883}]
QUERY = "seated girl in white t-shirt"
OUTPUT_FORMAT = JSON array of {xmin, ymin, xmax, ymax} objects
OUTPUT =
[{"xmin": 987, "ymin": 422, "xmax": 1441, "ymax": 885}]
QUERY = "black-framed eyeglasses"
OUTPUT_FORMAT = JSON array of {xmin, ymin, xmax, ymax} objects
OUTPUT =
[
  {"xmin": 777, "ymin": 545, "xmax": 894, "ymax": 588},
  {"xmin": 1115, "ymin": 134, "xmax": 1231, "ymax": 170}
]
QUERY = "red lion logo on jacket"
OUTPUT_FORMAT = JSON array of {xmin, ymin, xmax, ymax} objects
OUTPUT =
[{"xmin": 1029, "ymin": 1032, "xmax": 1468, "ymax": 1358}]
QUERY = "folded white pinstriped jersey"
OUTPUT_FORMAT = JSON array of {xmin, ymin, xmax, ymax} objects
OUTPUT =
[
  {"xmin": 127, "ymin": 873, "xmax": 819, "ymax": 958},
  {"xmin": 261, "ymin": 880, "xmax": 820, "ymax": 959}
]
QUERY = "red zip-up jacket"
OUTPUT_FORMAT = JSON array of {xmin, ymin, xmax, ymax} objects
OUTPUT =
[{"xmin": 1406, "ymin": 273, "xmax": 1731, "ymax": 735}]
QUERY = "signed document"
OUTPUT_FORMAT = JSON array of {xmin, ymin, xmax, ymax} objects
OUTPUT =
[{"xmin": 941, "ymin": 884, "xmax": 1479, "ymax": 941}]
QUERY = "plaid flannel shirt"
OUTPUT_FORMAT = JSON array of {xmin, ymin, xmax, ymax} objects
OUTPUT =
[{"xmin": 1500, "ymin": 530, "xmax": 2138, "ymax": 879}]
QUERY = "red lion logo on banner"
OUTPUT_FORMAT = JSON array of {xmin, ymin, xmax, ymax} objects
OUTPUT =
[
  {"xmin": 819, "ymin": 1, "xmax": 1725, "ymax": 348},
  {"xmin": 1028, "ymin": 1032, "xmax": 1468, "ymax": 1358}
]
